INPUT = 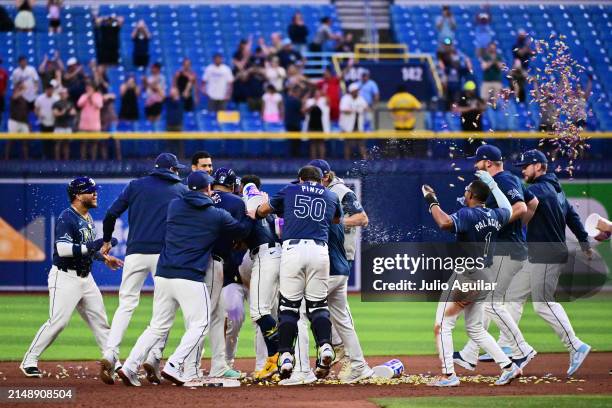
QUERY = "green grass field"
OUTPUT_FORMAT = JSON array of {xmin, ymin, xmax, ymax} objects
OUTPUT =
[
  {"xmin": 1, "ymin": 294, "xmax": 611, "ymax": 361},
  {"xmin": 373, "ymin": 395, "xmax": 612, "ymax": 408}
]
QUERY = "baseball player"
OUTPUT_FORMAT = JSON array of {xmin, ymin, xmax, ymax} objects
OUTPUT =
[
  {"xmin": 222, "ymin": 248, "xmax": 249, "ymax": 370},
  {"xmin": 239, "ymin": 175, "xmax": 283, "ymax": 380},
  {"xmin": 423, "ymin": 173, "xmax": 522, "ymax": 387},
  {"xmin": 191, "ymin": 150, "xmax": 214, "ymax": 175},
  {"xmin": 283, "ymin": 159, "xmax": 373, "ymax": 385},
  {"xmin": 454, "ymin": 145, "xmax": 537, "ymax": 371},
  {"xmin": 117, "ymin": 171, "xmax": 252, "ymax": 386},
  {"xmin": 21, "ymin": 177, "xmax": 122, "ymax": 377},
  {"xmin": 512, "ymin": 149, "xmax": 592, "ymax": 376},
  {"xmin": 252, "ymin": 165, "xmax": 342, "ymax": 380},
  {"xmin": 99, "ymin": 152, "xmax": 188, "ymax": 385}
]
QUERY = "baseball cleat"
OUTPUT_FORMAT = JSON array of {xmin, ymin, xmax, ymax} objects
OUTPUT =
[
  {"xmin": 161, "ymin": 362, "xmax": 186, "ymax": 386},
  {"xmin": 339, "ymin": 365, "xmax": 375, "ymax": 384},
  {"xmin": 453, "ymin": 351, "xmax": 476, "ymax": 371},
  {"xmin": 331, "ymin": 344, "xmax": 346, "ymax": 367},
  {"xmin": 117, "ymin": 367, "xmax": 141, "ymax": 387},
  {"xmin": 143, "ymin": 355, "xmax": 162, "ymax": 385},
  {"xmin": 221, "ymin": 368, "xmax": 245, "ymax": 379},
  {"xmin": 314, "ymin": 343, "xmax": 335, "ymax": 379},
  {"xmin": 279, "ymin": 370, "xmax": 317, "ymax": 386},
  {"xmin": 254, "ymin": 353, "xmax": 279, "ymax": 380},
  {"xmin": 428, "ymin": 374, "xmax": 460, "ymax": 387},
  {"xmin": 567, "ymin": 343, "xmax": 591, "ymax": 377},
  {"xmin": 513, "ymin": 349, "xmax": 537, "ymax": 370},
  {"xmin": 100, "ymin": 354, "xmax": 116, "ymax": 385},
  {"xmin": 479, "ymin": 346, "xmax": 512, "ymax": 362},
  {"xmin": 20, "ymin": 366, "xmax": 43, "ymax": 378},
  {"xmin": 277, "ymin": 352, "xmax": 295, "ymax": 380},
  {"xmin": 495, "ymin": 363, "xmax": 522, "ymax": 385}
]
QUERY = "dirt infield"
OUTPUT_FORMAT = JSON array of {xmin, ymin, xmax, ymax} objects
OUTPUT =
[{"xmin": 2, "ymin": 353, "xmax": 611, "ymax": 408}]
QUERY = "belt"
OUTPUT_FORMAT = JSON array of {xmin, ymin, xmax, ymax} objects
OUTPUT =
[
  {"xmin": 286, "ymin": 239, "xmax": 327, "ymax": 247},
  {"xmin": 250, "ymin": 242, "xmax": 280, "ymax": 256},
  {"xmin": 212, "ymin": 254, "xmax": 223, "ymax": 262},
  {"xmin": 54, "ymin": 265, "xmax": 89, "ymax": 278}
]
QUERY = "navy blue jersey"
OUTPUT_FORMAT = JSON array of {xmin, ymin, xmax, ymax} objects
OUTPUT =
[
  {"xmin": 212, "ymin": 191, "xmax": 248, "ymax": 261},
  {"xmin": 269, "ymin": 182, "xmax": 342, "ymax": 242},
  {"xmin": 450, "ymin": 206, "xmax": 511, "ymax": 263},
  {"xmin": 53, "ymin": 207, "xmax": 97, "ymax": 275},
  {"xmin": 486, "ymin": 171, "xmax": 531, "ymax": 259},
  {"xmin": 223, "ymin": 249, "xmax": 246, "ymax": 286},
  {"xmin": 245, "ymin": 215, "xmax": 279, "ymax": 250},
  {"xmin": 341, "ymin": 191, "xmax": 363, "ymax": 216},
  {"xmin": 329, "ymin": 223, "xmax": 350, "ymax": 276}
]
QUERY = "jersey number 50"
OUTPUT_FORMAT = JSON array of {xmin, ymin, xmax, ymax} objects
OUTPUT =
[{"xmin": 294, "ymin": 195, "xmax": 327, "ymax": 222}]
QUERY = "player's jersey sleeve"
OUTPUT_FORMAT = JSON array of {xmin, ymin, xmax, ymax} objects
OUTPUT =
[
  {"xmin": 523, "ymin": 184, "xmax": 536, "ymax": 203},
  {"xmin": 494, "ymin": 207, "xmax": 512, "ymax": 226},
  {"xmin": 107, "ymin": 182, "xmax": 131, "ymax": 217},
  {"xmin": 333, "ymin": 193, "xmax": 344, "ymax": 220},
  {"xmin": 269, "ymin": 186, "xmax": 288, "ymax": 215},
  {"xmin": 450, "ymin": 207, "xmax": 471, "ymax": 233},
  {"xmin": 55, "ymin": 214, "xmax": 78, "ymax": 245},
  {"xmin": 341, "ymin": 191, "xmax": 363, "ymax": 216},
  {"xmin": 498, "ymin": 175, "xmax": 525, "ymax": 205}
]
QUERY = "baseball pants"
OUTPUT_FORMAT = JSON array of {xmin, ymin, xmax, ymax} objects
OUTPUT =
[
  {"xmin": 222, "ymin": 282, "xmax": 248, "ymax": 368},
  {"xmin": 122, "ymin": 276, "xmax": 211, "ymax": 375},
  {"xmin": 22, "ymin": 266, "xmax": 110, "ymax": 368},
  {"xmin": 249, "ymin": 244, "xmax": 281, "ymax": 322},
  {"xmin": 435, "ymin": 274, "xmax": 512, "ymax": 375},
  {"xmin": 459, "ymin": 256, "xmax": 534, "ymax": 363},
  {"xmin": 105, "ymin": 253, "xmax": 160, "ymax": 359}
]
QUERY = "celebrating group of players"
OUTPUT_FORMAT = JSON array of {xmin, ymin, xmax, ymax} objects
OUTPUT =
[{"xmin": 19, "ymin": 150, "xmax": 373, "ymax": 387}]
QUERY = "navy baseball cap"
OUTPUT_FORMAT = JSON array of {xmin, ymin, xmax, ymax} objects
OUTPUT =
[
  {"xmin": 514, "ymin": 149, "xmax": 548, "ymax": 167},
  {"xmin": 212, "ymin": 167, "xmax": 238, "ymax": 188},
  {"xmin": 468, "ymin": 145, "xmax": 503, "ymax": 162},
  {"xmin": 308, "ymin": 159, "xmax": 331, "ymax": 176},
  {"xmin": 155, "ymin": 152, "xmax": 186, "ymax": 169},
  {"xmin": 187, "ymin": 171, "xmax": 214, "ymax": 191},
  {"xmin": 67, "ymin": 176, "xmax": 98, "ymax": 197}
]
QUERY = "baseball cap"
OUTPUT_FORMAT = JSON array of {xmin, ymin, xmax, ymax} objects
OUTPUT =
[
  {"xmin": 463, "ymin": 80, "xmax": 476, "ymax": 91},
  {"xmin": 468, "ymin": 144, "xmax": 503, "ymax": 162},
  {"xmin": 348, "ymin": 82, "xmax": 360, "ymax": 92},
  {"xmin": 67, "ymin": 57, "xmax": 78, "ymax": 66},
  {"xmin": 67, "ymin": 176, "xmax": 99, "ymax": 197},
  {"xmin": 291, "ymin": 165, "xmax": 323, "ymax": 184},
  {"xmin": 187, "ymin": 171, "xmax": 214, "ymax": 191},
  {"xmin": 212, "ymin": 167, "xmax": 238, "ymax": 188},
  {"xmin": 514, "ymin": 149, "xmax": 548, "ymax": 167},
  {"xmin": 308, "ymin": 159, "xmax": 331, "ymax": 176},
  {"xmin": 154, "ymin": 152, "xmax": 186, "ymax": 169}
]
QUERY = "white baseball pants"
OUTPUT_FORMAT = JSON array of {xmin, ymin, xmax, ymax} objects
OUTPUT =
[
  {"xmin": 249, "ymin": 244, "xmax": 281, "ymax": 322},
  {"xmin": 222, "ymin": 282, "xmax": 247, "ymax": 368},
  {"xmin": 22, "ymin": 266, "xmax": 110, "ymax": 368}
]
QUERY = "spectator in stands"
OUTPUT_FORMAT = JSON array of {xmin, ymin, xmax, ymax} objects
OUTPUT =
[
  {"xmin": 386, "ymin": 84, "xmax": 423, "ymax": 157},
  {"xmin": 47, "ymin": 0, "xmax": 62, "ymax": 34},
  {"xmin": 35, "ymin": 83, "xmax": 59, "ymax": 157},
  {"xmin": 94, "ymin": 14, "xmax": 124, "ymax": 65},
  {"xmin": 52, "ymin": 87, "xmax": 75, "ymax": 160},
  {"xmin": 173, "ymin": 58, "xmax": 198, "ymax": 112},
  {"xmin": 232, "ymin": 38, "xmax": 252, "ymax": 73},
  {"xmin": 232, "ymin": 67, "xmax": 265, "ymax": 112},
  {"xmin": 93, "ymin": 63, "xmax": 119, "ymax": 157},
  {"xmin": 288, "ymin": 12, "xmax": 308, "ymax": 55},
  {"xmin": 269, "ymin": 32, "xmax": 284, "ymax": 55},
  {"xmin": 435, "ymin": 5, "xmax": 456, "ymax": 44},
  {"xmin": 284, "ymin": 86, "xmax": 304, "ymax": 156},
  {"xmin": 63, "ymin": 57, "xmax": 86, "ymax": 106},
  {"xmin": 512, "ymin": 29, "xmax": 534, "ymax": 70},
  {"xmin": 265, "ymin": 56, "xmax": 286, "ymax": 92},
  {"xmin": 571, "ymin": 75, "xmax": 592, "ymax": 130},
  {"xmin": 262, "ymin": 84, "xmax": 283, "ymax": 125},
  {"xmin": 342, "ymin": 60, "xmax": 364, "ymax": 88},
  {"xmin": 202, "ymin": 53, "xmax": 234, "ymax": 112},
  {"xmin": 277, "ymin": 39, "xmax": 304, "ymax": 70},
  {"xmin": 38, "ymin": 50, "xmax": 64, "ymax": 89},
  {"xmin": 143, "ymin": 63, "xmax": 166, "ymax": 130},
  {"xmin": 335, "ymin": 32, "xmax": 355, "ymax": 53},
  {"xmin": 480, "ymin": 42, "xmax": 504, "ymax": 107},
  {"xmin": 340, "ymin": 82, "xmax": 368, "ymax": 160},
  {"xmin": 439, "ymin": 47, "xmax": 472, "ymax": 110},
  {"xmin": 77, "ymin": 82, "xmax": 103, "ymax": 159},
  {"xmin": 132, "ymin": 19, "xmax": 151, "ymax": 69},
  {"xmin": 0, "ymin": 58, "xmax": 8, "ymax": 130},
  {"xmin": 165, "ymin": 87, "xmax": 184, "ymax": 158},
  {"xmin": 285, "ymin": 64, "xmax": 309, "ymax": 93},
  {"xmin": 510, "ymin": 58, "xmax": 528, "ymax": 103},
  {"xmin": 453, "ymin": 80, "xmax": 486, "ymax": 154},
  {"xmin": 15, "ymin": 0, "xmax": 35, "ymax": 32},
  {"xmin": 359, "ymin": 69, "xmax": 379, "ymax": 129},
  {"xmin": 248, "ymin": 46, "xmax": 267, "ymax": 69},
  {"xmin": 474, "ymin": 10, "xmax": 493, "ymax": 58},
  {"xmin": 5, "ymin": 81, "xmax": 30, "ymax": 160},
  {"xmin": 303, "ymin": 87, "xmax": 329, "ymax": 159},
  {"xmin": 316, "ymin": 67, "xmax": 340, "ymax": 123},
  {"xmin": 310, "ymin": 17, "xmax": 341, "ymax": 53},
  {"xmin": 119, "ymin": 75, "xmax": 140, "ymax": 129},
  {"xmin": 11, "ymin": 56, "xmax": 39, "ymax": 110}
]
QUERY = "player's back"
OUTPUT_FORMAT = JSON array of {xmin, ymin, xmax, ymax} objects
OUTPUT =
[
  {"xmin": 269, "ymin": 182, "xmax": 342, "ymax": 242},
  {"xmin": 212, "ymin": 190, "xmax": 247, "ymax": 259},
  {"xmin": 451, "ymin": 206, "xmax": 509, "ymax": 243}
]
